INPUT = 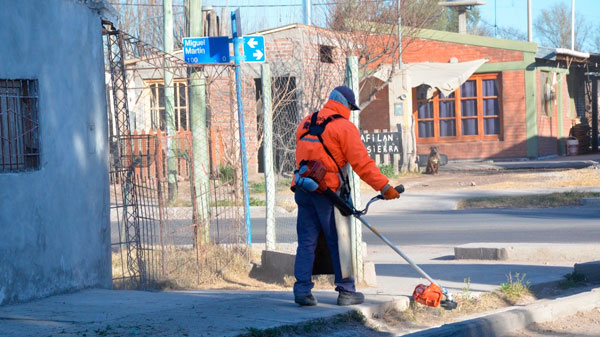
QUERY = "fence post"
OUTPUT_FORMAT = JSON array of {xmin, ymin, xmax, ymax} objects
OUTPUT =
[
  {"xmin": 262, "ymin": 63, "xmax": 276, "ymax": 251},
  {"xmin": 346, "ymin": 55, "xmax": 363, "ymax": 283},
  {"xmin": 189, "ymin": 0, "xmax": 212, "ymax": 244},
  {"xmin": 164, "ymin": 0, "xmax": 178, "ymax": 201}
]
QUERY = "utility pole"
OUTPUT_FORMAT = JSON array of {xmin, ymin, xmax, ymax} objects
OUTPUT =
[
  {"xmin": 164, "ymin": 0, "xmax": 178, "ymax": 202},
  {"xmin": 527, "ymin": 0, "xmax": 532, "ymax": 42},
  {"xmin": 188, "ymin": 0, "xmax": 212, "ymax": 244},
  {"xmin": 571, "ymin": 0, "xmax": 575, "ymax": 50},
  {"xmin": 592, "ymin": 76, "xmax": 599, "ymax": 153},
  {"xmin": 303, "ymin": 0, "xmax": 311, "ymax": 25},
  {"xmin": 346, "ymin": 56, "xmax": 363, "ymax": 283},
  {"xmin": 494, "ymin": 0, "xmax": 497, "ymax": 37},
  {"xmin": 261, "ymin": 63, "xmax": 276, "ymax": 250}
]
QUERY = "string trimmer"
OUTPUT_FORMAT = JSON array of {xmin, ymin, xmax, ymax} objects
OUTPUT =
[{"xmin": 324, "ymin": 185, "xmax": 458, "ymax": 310}]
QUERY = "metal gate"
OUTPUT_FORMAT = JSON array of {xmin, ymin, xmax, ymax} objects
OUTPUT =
[{"xmin": 103, "ymin": 21, "xmax": 248, "ymax": 289}]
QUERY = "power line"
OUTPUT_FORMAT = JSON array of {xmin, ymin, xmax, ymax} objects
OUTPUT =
[{"xmin": 109, "ymin": 0, "xmax": 393, "ymax": 8}]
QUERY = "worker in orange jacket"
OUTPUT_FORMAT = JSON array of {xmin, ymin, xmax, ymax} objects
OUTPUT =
[{"xmin": 292, "ymin": 85, "xmax": 400, "ymax": 306}]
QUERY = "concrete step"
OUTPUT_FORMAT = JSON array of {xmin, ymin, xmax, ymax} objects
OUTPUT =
[{"xmin": 454, "ymin": 243, "xmax": 600, "ymax": 262}]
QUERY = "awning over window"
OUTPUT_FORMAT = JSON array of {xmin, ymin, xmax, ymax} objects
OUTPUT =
[
  {"xmin": 406, "ymin": 59, "xmax": 488, "ymax": 98},
  {"xmin": 370, "ymin": 59, "xmax": 488, "ymax": 99}
]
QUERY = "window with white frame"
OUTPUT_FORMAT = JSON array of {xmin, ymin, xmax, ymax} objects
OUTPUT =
[
  {"xmin": 0, "ymin": 79, "xmax": 40, "ymax": 172},
  {"xmin": 148, "ymin": 80, "xmax": 189, "ymax": 131}
]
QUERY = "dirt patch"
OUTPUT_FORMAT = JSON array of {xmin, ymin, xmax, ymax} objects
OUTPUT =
[
  {"xmin": 386, "ymin": 167, "xmax": 600, "ymax": 192},
  {"xmin": 366, "ymin": 280, "xmax": 595, "ymax": 336},
  {"xmin": 506, "ymin": 306, "xmax": 600, "ymax": 337}
]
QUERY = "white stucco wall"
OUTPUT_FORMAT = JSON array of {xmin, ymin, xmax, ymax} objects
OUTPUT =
[{"xmin": 0, "ymin": 0, "xmax": 112, "ymax": 305}]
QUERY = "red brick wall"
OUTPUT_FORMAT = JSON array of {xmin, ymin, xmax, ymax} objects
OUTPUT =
[
  {"xmin": 402, "ymin": 38, "xmax": 524, "ymax": 64},
  {"xmin": 416, "ymin": 70, "xmax": 528, "ymax": 160},
  {"xmin": 360, "ymin": 84, "xmax": 390, "ymax": 132},
  {"xmin": 404, "ymin": 38, "xmax": 535, "ymax": 160}
]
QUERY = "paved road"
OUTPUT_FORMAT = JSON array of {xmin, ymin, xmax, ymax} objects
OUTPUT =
[
  {"xmin": 248, "ymin": 206, "xmax": 600, "ymax": 246},
  {"xmin": 111, "ymin": 204, "xmax": 600, "ymax": 247}
]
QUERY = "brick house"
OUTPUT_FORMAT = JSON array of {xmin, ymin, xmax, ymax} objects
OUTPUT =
[
  {"xmin": 248, "ymin": 25, "xmax": 596, "ymax": 163},
  {"xmin": 125, "ymin": 23, "xmax": 597, "ymax": 176}
]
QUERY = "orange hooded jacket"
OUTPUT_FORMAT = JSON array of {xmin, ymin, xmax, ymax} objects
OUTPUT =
[{"xmin": 294, "ymin": 99, "xmax": 389, "ymax": 193}]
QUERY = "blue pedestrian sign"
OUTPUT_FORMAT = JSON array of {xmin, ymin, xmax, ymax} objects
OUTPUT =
[
  {"xmin": 243, "ymin": 36, "xmax": 266, "ymax": 63},
  {"xmin": 183, "ymin": 36, "xmax": 230, "ymax": 64}
]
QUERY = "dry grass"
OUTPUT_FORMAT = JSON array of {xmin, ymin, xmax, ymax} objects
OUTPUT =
[
  {"xmin": 112, "ymin": 245, "xmax": 288, "ymax": 291},
  {"xmin": 457, "ymin": 191, "xmax": 600, "ymax": 209},
  {"xmin": 375, "ymin": 277, "xmax": 536, "ymax": 332},
  {"xmin": 480, "ymin": 168, "xmax": 600, "ymax": 190}
]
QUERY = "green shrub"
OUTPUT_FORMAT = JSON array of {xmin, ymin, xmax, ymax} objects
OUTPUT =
[
  {"xmin": 250, "ymin": 181, "xmax": 266, "ymax": 194},
  {"xmin": 378, "ymin": 164, "xmax": 397, "ymax": 178},
  {"xmin": 500, "ymin": 273, "xmax": 530, "ymax": 301},
  {"xmin": 559, "ymin": 272, "xmax": 587, "ymax": 289},
  {"xmin": 249, "ymin": 197, "xmax": 266, "ymax": 206},
  {"xmin": 218, "ymin": 165, "xmax": 235, "ymax": 185}
]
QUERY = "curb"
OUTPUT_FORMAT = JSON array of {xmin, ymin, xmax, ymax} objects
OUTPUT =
[{"xmin": 401, "ymin": 287, "xmax": 600, "ymax": 337}]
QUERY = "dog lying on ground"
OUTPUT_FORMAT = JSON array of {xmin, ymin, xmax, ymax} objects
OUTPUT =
[{"xmin": 425, "ymin": 146, "xmax": 440, "ymax": 174}]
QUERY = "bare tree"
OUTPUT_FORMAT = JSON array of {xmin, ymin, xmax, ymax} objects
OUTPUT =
[
  {"xmin": 534, "ymin": 2, "xmax": 591, "ymax": 51},
  {"xmin": 306, "ymin": 0, "xmax": 445, "ymax": 172},
  {"xmin": 111, "ymin": 0, "xmax": 187, "ymax": 49},
  {"xmin": 594, "ymin": 32, "xmax": 600, "ymax": 53},
  {"xmin": 323, "ymin": 0, "xmax": 444, "ymax": 106},
  {"xmin": 497, "ymin": 26, "xmax": 528, "ymax": 41}
]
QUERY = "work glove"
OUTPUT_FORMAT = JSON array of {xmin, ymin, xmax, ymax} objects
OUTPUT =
[{"xmin": 381, "ymin": 184, "xmax": 400, "ymax": 200}]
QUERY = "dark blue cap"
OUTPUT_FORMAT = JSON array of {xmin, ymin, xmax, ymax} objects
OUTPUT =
[{"xmin": 329, "ymin": 86, "xmax": 360, "ymax": 110}]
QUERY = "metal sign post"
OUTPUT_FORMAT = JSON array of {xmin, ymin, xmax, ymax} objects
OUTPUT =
[{"xmin": 231, "ymin": 10, "xmax": 252, "ymax": 245}]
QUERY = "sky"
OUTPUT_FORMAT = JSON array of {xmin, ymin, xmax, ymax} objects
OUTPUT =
[
  {"xmin": 202, "ymin": 0, "xmax": 600, "ymax": 50},
  {"xmin": 479, "ymin": 0, "xmax": 600, "ymax": 40}
]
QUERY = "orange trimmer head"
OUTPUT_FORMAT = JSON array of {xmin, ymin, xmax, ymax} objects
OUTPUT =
[{"xmin": 413, "ymin": 283, "xmax": 457, "ymax": 310}]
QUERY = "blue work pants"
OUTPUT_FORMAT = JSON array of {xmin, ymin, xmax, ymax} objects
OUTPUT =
[{"xmin": 293, "ymin": 189, "xmax": 355, "ymax": 296}]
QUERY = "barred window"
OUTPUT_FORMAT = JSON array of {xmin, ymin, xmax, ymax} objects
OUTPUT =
[{"xmin": 0, "ymin": 79, "xmax": 40, "ymax": 172}]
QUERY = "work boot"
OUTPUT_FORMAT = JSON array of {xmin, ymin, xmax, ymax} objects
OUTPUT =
[
  {"xmin": 336, "ymin": 287, "xmax": 364, "ymax": 306},
  {"xmin": 294, "ymin": 294, "xmax": 318, "ymax": 306}
]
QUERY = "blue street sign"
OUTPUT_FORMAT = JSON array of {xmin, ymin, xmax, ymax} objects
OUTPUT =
[
  {"xmin": 243, "ymin": 36, "xmax": 266, "ymax": 63},
  {"xmin": 182, "ymin": 36, "xmax": 230, "ymax": 64}
]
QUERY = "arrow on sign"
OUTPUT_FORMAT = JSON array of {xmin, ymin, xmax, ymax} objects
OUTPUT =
[
  {"xmin": 253, "ymin": 49, "xmax": 263, "ymax": 60},
  {"xmin": 247, "ymin": 38, "xmax": 258, "ymax": 49}
]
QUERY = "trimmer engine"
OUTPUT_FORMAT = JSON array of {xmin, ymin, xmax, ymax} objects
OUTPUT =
[{"xmin": 413, "ymin": 283, "xmax": 458, "ymax": 310}]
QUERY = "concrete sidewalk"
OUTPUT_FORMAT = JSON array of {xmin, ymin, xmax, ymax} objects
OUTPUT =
[
  {"xmin": 0, "ymin": 242, "xmax": 594, "ymax": 337},
  {"xmin": 1, "ymin": 155, "xmax": 599, "ymax": 336}
]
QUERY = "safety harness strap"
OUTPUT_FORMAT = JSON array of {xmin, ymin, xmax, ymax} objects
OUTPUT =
[{"xmin": 299, "ymin": 111, "xmax": 350, "ymax": 196}]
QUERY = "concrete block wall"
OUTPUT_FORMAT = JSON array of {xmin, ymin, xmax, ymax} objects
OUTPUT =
[{"xmin": 0, "ymin": 0, "xmax": 112, "ymax": 305}]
